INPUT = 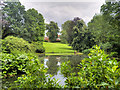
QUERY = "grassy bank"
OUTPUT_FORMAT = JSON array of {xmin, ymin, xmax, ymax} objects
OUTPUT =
[{"xmin": 43, "ymin": 42, "xmax": 82, "ymax": 55}]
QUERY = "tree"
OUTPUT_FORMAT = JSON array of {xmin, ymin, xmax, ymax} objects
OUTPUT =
[
  {"xmin": 2, "ymin": 2, "xmax": 25, "ymax": 39},
  {"xmin": 46, "ymin": 21, "xmax": 59, "ymax": 42},
  {"xmin": 60, "ymin": 30, "xmax": 68, "ymax": 44},
  {"xmin": 61, "ymin": 20, "xmax": 74, "ymax": 44},
  {"xmin": 2, "ymin": 1, "xmax": 45, "ymax": 43},
  {"xmin": 61, "ymin": 17, "xmax": 94, "ymax": 52},
  {"xmin": 71, "ymin": 19, "xmax": 94, "ymax": 52},
  {"xmin": 88, "ymin": 14, "xmax": 120, "ymax": 54},
  {"xmin": 100, "ymin": 1, "xmax": 120, "ymax": 54},
  {"xmin": 24, "ymin": 8, "xmax": 45, "ymax": 42},
  {"xmin": 101, "ymin": 1, "xmax": 120, "ymax": 29}
]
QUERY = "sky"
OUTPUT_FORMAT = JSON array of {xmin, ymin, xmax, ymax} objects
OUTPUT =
[{"xmin": 19, "ymin": 0, "xmax": 105, "ymax": 28}]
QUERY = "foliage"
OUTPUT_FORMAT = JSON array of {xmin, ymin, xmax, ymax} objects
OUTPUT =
[
  {"xmin": 2, "ymin": 36, "xmax": 32, "ymax": 54},
  {"xmin": 60, "ymin": 45, "xmax": 120, "ymax": 88},
  {"xmin": 61, "ymin": 20, "xmax": 74, "ymax": 44},
  {"xmin": 2, "ymin": 2, "xmax": 26, "ymax": 39},
  {"xmin": 101, "ymin": 1, "xmax": 120, "ymax": 29},
  {"xmin": 2, "ymin": 2, "xmax": 45, "ymax": 43},
  {"xmin": 2, "ymin": 36, "xmax": 45, "ymax": 54},
  {"xmin": 71, "ymin": 19, "xmax": 94, "ymax": 52},
  {"xmin": 31, "ymin": 41, "xmax": 45, "ymax": 53},
  {"xmin": 46, "ymin": 21, "xmax": 59, "ymax": 42},
  {"xmin": 61, "ymin": 17, "xmax": 94, "ymax": 52},
  {"xmin": 60, "ymin": 61, "xmax": 74, "ymax": 77},
  {"xmin": 1, "ymin": 52, "xmax": 61, "ymax": 88},
  {"xmin": 1, "ymin": 53, "xmax": 37, "ymax": 78},
  {"xmin": 82, "ymin": 48, "xmax": 92, "ymax": 54},
  {"xmin": 24, "ymin": 8, "xmax": 45, "ymax": 42},
  {"xmin": 60, "ymin": 30, "xmax": 68, "ymax": 44},
  {"xmin": 88, "ymin": 14, "xmax": 120, "ymax": 55},
  {"xmin": 100, "ymin": 1, "xmax": 120, "ymax": 55},
  {"xmin": 14, "ymin": 56, "xmax": 61, "ymax": 88}
]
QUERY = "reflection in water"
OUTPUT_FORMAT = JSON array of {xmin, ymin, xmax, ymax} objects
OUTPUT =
[
  {"xmin": 44, "ymin": 58, "xmax": 48, "ymax": 68},
  {"xmin": 42, "ymin": 55, "xmax": 87, "ymax": 85},
  {"xmin": 46, "ymin": 56, "xmax": 59, "ymax": 75}
]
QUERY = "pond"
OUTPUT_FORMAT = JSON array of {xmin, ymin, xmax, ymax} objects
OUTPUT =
[{"xmin": 2, "ymin": 54, "xmax": 87, "ymax": 88}]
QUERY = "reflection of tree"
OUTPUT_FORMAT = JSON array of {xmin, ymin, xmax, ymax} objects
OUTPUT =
[
  {"xmin": 46, "ymin": 56, "xmax": 59, "ymax": 75},
  {"xmin": 38, "ymin": 56, "xmax": 45, "ymax": 64},
  {"xmin": 61, "ymin": 55, "xmax": 87, "ymax": 74},
  {"xmin": 70, "ymin": 55, "xmax": 87, "ymax": 74}
]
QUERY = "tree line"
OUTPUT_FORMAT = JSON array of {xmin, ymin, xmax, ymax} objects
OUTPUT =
[
  {"xmin": 2, "ymin": 2, "xmax": 45, "ymax": 43},
  {"xmin": 60, "ymin": 1, "xmax": 120, "ymax": 56},
  {"xmin": 1, "ymin": 0, "xmax": 120, "ymax": 56}
]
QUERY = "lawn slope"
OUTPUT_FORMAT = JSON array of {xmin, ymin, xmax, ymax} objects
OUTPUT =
[{"xmin": 43, "ymin": 42, "xmax": 76, "ymax": 55}]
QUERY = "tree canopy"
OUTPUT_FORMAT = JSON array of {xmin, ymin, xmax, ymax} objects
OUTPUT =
[
  {"xmin": 24, "ymin": 8, "xmax": 45, "ymax": 42},
  {"xmin": 2, "ymin": 2, "xmax": 25, "ymax": 39},
  {"xmin": 2, "ymin": 2, "xmax": 45, "ymax": 43},
  {"xmin": 46, "ymin": 21, "xmax": 59, "ymax": 42},
  {"xmin": 61, "ymin": 17, "xmax": 94, "ymax": 52}
]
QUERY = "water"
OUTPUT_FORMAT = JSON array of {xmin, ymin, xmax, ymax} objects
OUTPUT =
[
  {"xmin": 40, "ymin": 55, "xmax": 87, "ymax": 86},
  {"xmin": 2, "ymin": 55, "xmax": 87, "ymax": 88}
]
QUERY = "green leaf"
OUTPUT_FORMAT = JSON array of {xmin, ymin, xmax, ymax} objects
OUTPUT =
[
  {"xmin": 112, "ymin": 66, "xmax": 118, "ymax": 72},
  {"xmin": 100, "ymin": 82, "xmax": 109, "ymax": 86}
]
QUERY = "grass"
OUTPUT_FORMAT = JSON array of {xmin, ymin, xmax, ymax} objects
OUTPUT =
[{"xmin": 43, "ymin": 42, "xmax": 82, "ymax": 55}]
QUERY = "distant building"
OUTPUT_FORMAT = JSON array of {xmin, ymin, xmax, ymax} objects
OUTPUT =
[
  {"xmin": 44, "ymin": 35, "xmax": 61, "ymax": 42},
  {"xmin": 44, "ymin": 36, "xmax": 49, "ymax": 42}
]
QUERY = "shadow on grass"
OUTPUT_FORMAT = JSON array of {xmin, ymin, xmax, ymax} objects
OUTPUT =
[{"xmin": 59, "ymin": 47, "xmax": 74, "ymax": 50}]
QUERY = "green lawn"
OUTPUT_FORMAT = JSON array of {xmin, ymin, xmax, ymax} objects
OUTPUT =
[{"xmin": 43, "ymin": 42, "xmax": 81, "ymax": 55}]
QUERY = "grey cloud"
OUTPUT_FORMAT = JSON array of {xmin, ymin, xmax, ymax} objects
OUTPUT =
[{"xmin": 20, "ymin": 2, "xmax": 105, "ymax": 27}]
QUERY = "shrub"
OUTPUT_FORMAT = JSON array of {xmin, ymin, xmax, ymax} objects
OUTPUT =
[
  {"xmin": 2, "ymin": 36, "xmax": 32, "ymax": 54},
  {"xmin": 2, "ymin": 36, "xmax": 45, "ymax": 54},
  {"xmin": 61, "ymin": 45, "xmax": 120, "ymax": 88},
  {"xmin": 1, "ymin": 52, "xmax": 61, "ymax": 88},
  {"xmin": 1, "ymin": 53, "xmax": 38, "ymax": 78},
  {"xmin": 31, "ymin": 41, "xmax": 45, "ymax": 53},
  {"xmin": 13, "ymin": 55, "xmax": 61, "ymax": 88}
]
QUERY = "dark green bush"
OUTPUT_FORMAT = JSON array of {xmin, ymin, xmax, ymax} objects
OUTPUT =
[
  {"xmin": 31, "ymin": 41, "xmax": 45, "ymax": 53},
  {"xmin": 2, "ymin": 36, "xmax": 33, "ymax": 53},
  {"xmin": 2, "ymin": 36, "xmax": 45, "ymax": 54}
]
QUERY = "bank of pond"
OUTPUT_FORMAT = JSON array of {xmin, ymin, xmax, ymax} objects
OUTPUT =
[{"xmin": 1, "ymin": 46, "xmax": 120, "ymax": 89}]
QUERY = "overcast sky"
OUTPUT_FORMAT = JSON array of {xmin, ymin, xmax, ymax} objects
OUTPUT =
[{"xmin": 19, "ymin": 0, "xmax": 105, "ymax": 28}]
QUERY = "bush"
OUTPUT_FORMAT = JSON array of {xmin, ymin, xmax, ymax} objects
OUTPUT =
[
  {"xmin": 1, "ymin": 53, "xmax": 38, "ymax": 78},
  {"xmin": 1, "ymin": 52, "xmax": 61, "ymax": 88},
  {"xmin": 2, "ymin": 36, "xmax": 45, "ymax": 54},
  {"xmin": 2, "ymin": 36, "xmax": 33, "ymax": 54},
  {"xmin": 61, "ymin": 45, "xmax": 120, "ymax": 88},
  {"xmin": 31, "ymin": 41, "xmax": 45, "ymax": 53}
]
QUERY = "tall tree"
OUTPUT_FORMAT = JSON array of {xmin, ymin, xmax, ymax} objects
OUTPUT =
[
  {"xmin": 46, "ymin": 21, "xmax": 59, "ymax": 42},
  {"xmin": 24, "ymin": 8, "xmax": 45, "ymax": 42},
  {"xmin": 2, "ymin": 1, "xmax": 45, "ymax": 43},
  {"xmin": 88, "ymin": 14, "xmax": 120, "ymax": 54},
  {"xmin": 61, "ymin": 17, "xmax": 94, "ymax": 51},
  {"xmin": 100, "ymin": 1, "xmax": 120, "ymax": 54},
  {"xmin": 2, "ymin": 2, "xmax": 25, "ymax": 39},
  {"xmin": 101, "ymin": 1, "xmax": 120, "ymax": 29},
  {"xmin": 71, "ymin": 19, "xmax": 94, "ymax": 52},
  {"xmin": 61, "ymin": 20, "xmax": 74, "ymax": 44}
]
